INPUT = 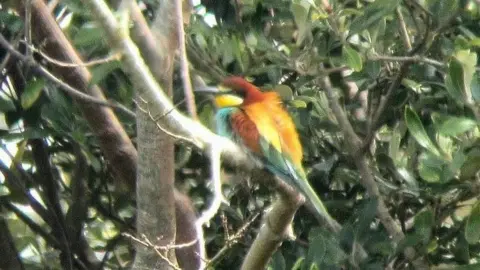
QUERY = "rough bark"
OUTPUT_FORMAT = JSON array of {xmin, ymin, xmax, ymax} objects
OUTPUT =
[
  {"xmin": 131, "ymin": 0, "xmax": 179, "ymax": 268},
  {"xmin": 241, "ymin": 182, "xmax": 303, "ymax": 270},
  {"xmin": 126, "ymin": 1, "xmax": 202, "ymax": 269}
]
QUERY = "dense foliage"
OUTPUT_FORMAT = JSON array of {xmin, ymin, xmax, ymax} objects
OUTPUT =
[{"xmin": 1, "ymin": 0, "xmax": 480, "ymax": 269}]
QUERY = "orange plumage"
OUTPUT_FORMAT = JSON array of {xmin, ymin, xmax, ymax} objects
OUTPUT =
[{"xmin": 215, "ymin": 77, "xmax": 338, "ymax": 230}]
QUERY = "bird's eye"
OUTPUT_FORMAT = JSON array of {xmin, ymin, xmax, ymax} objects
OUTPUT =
[{"xmin": 235, "ymin": 89, "xmax": 247, "ymax": 98}]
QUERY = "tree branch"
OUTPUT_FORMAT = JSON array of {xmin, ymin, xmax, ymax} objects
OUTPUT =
[
  {"xmin": 82, "ymin": 0, "xmax": 252, "ymax": 172},
  {"xmin": 113, "ymin": 2, "xmax": 207, "ymax": 267},
  {"xmin": 0, "ymin": 34, "xmax": 135, "ymax": 118},
  {"xmin": 16, "ymin": 0, "xmax": 138, "ymax": 191},
  {"xmin": 174, "ymin": 0, "xmax": 197, "ymax": 119},
  {"xmin": 241, "ymin": 191, "xmax": 302, "ymax": 270}
]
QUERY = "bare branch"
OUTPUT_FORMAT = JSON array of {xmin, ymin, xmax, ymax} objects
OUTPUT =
[
  {"xmin": 208, "ymin": 212, "xmax": 260, "ymax": 267},
  {"xmin": 318, "ymin": 74, "xmax": 362, "ymax": 153},
  {"xmin": 396, "ymin": 7, "xmax": 412, "ymax": 50},
  {"xmin": 23, "ymin": 42, "xmax": 122, "ymax": 67},
  {"xmin": 0, "ymin": 34, "xmax": 135, "ymax": 118},
  {"xmin": 175, "ymin": 0, "xmax": 197, "ymax": 119},
  {"xmin": 124, "ymin": 234, "xmax": 182, "ymax": 270},
  {"xmin": 368, "ymin": 54, "xmax": 444, "ymax": 69}
]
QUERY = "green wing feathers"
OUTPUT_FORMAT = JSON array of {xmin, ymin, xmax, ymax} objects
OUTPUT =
[{"xmin": 259, "ymin": 136, "xmax": 339, "ymax": 231}]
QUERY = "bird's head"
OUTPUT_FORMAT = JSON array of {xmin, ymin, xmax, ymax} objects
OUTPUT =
[{"xmin": 195, "ymin": 76, "xmax": 264, "ymax": 108}]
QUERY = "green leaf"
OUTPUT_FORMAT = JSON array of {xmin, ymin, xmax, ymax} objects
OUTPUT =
[
  {"xmin": 465, "ymin": 201, "xmax": 480, "ymax": 244},
  {"xmin": 291, "ymin": 1, "xmax": 310, "ymax": 44},
  {"xmin": 291, "ymin": 257, "xmax": 304, "ymax": 270},
  {"xmin": 404, "ymin": 106, "xmax": 441, "ymax": 157},
  {"xmin": 269, "ymin": 251, "xmax": 286, "ymax": 270},
  {"xmin": 342, "ymin": 46, "xmax": 363, "ymax": 72},
  {"xmin": 74, "ymin": 24, "xmax": 105, "ymax": 46},
  {"xmin": 445, "ymin": 50, "xmax": 478, "ymax": 104},
  {"xmin": 290, "ymin": 99, "xmax": 308, "ymax": 108},
  {"xmin": 454, "ymin": 234, "xmax": 470, "ymax": 263},
  {"xmin": 349, "ymin": 0, "xmax": 401, "ymax": 35},
  {"xmin": 471, "ymin": 74, "xmax": 480, "ymax": 102},
  {"xmin": 445, "ymin": 58, "xmax": 466, "ymax": 102},
  {"xmin": 429, "ymin": 0, "xmax": 459, "ymax": 26},
  {"xmin": 460, "ymin": 149, "xmax": 480, "ymax": 180},
  {"xmin": 414, "ymin": 210, "xmax": 434, "ymax": 244},
  {"xmin": 304, "ymin": 228, "xmax": 327, "ymax": 269},
  {"xmin": 437, "ymin": 116, "xmax": 477, "ymax": 136},
  {"xmin": 89, "ymin": 60, "xmax": 122, "ymax": 86},
  {"xmin": 0, "ymin": 96, "xmax": 16, "ymax": 112},
  {"xmin": 304, "ymin": 227, "xmax": 345, "ymax": 269},
  {"xmin": 444, "ymin": 149, "xmax": 466, "ymax": 181},
  {"xmin": 21, "ymin": 78, "xmax": 45, "ymax": 109},
  {"xmin": 355, "ymin": 198, "xmax": 378, "ymax": 238},
  {"xmin": 396, "ymin": 168, "xmax": 419, "ymax": 192},
  {"xmin": 273, "ymin": 85, "xmax": 294, "ymax": 100}
]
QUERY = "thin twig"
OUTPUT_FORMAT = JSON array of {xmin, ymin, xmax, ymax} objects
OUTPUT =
[
  {"xmin": 135, "ymin": 97, "xmax": 197, "ymax": 144},
  {"xmin": 364, "ymin": 62, "xmax": 411, "ymax": 147},
  {"xmin": 318, "ymin": 74, "xmax": 362, "ymax": 152},
  {"xmin": 22, "ymin": 41, "xmax": 122, "ymax": 67},
  {"xmin": 396, "ymin": 7, "xmax": 412, "ymax": 50},
  {"xmin": 123, "ymin": 234, "xmax": 181, "ymax": 270},
  {"xmin": 175, "ymin": 0, "xmax": 197, "ymax": 119},
  {"xmin": 0, "ymin": 33, "xmax": 135, "ymax": 118},
  {"xmin": 368, "ymin": 54, "xmax": 444, "ymax": 69},
  {"xmin": 25, "ymin": 0, "xmax": 32, "ymax": 58},
  {"xmin": 123, "ymin": 233, "xmax": 198, "ymax": 251},
  {"xmin": 208, "ymin": 212, "xmax": 260, "ymax": 267}
]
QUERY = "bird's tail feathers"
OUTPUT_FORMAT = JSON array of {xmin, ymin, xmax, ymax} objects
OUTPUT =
[{"xmin": 276, "ymin": 163, "xmax": 340, "ymax": 232}]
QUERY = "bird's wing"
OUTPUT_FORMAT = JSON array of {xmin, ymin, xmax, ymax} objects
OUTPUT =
[
  {"xmin": 216, "ymin": 106, "xmax": 293, "ymax": 174},
  {"xmin": 241, "ymin": 103, "xmax": 303, "ymax": 181},
  {"xmin": 216, "ymin": 105, "xmax": 337, "ymax": 231}
]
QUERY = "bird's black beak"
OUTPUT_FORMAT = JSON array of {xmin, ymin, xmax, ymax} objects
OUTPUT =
[{"xmin": 194, "ymin": 86, "xmax": 222, "ymax": 94}]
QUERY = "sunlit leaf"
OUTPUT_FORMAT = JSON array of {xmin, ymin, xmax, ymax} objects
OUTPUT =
[
  {"xmin": 21, "ymin": 78, "xmax": 45, "ymax": 109},
  {"xmin": 342, "ymin": 46, "xmax": 363, "ymax": 72},
  {"xmin": 349, "ymin": 0, "xmax": 401, "ymax": 35},
  {"xmin": 291, "ymin": 1, "xmax": 310, "ymax": 44},
  {"xmin": 437, "ymin": 116, "xmax": 477, "ymax": 136},
  {"xmin": 290, "ymin": 99, "xmax": 308, "ymax": 108},
  {"xmin": 445, "ymin": 50, "xmax": 478, "ymax": 104},
  {"xmin": 404, "ymin": 106, "xmax": 441, "ymax": 157},
  {"xmin": 291, "ymin": 257, "xmax": 304, "ymax": 270},
  {"xmin": 274, "ymin": 85, "xmax": 294, "ymax": 100}
]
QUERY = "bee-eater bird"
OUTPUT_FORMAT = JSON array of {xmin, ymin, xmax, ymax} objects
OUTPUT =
[{"xmin": 196, "ymin": 77, "xmax": 340, "ymax": 232}]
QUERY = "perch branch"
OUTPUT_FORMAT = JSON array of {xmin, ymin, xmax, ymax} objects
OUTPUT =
[
  {"xmin": 81, "ymin": 0, "xmax": 253, "ymax": 170},
  {"xmin": 174, "ymin": 0, "xmax": 197, "ymax": 119}
]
